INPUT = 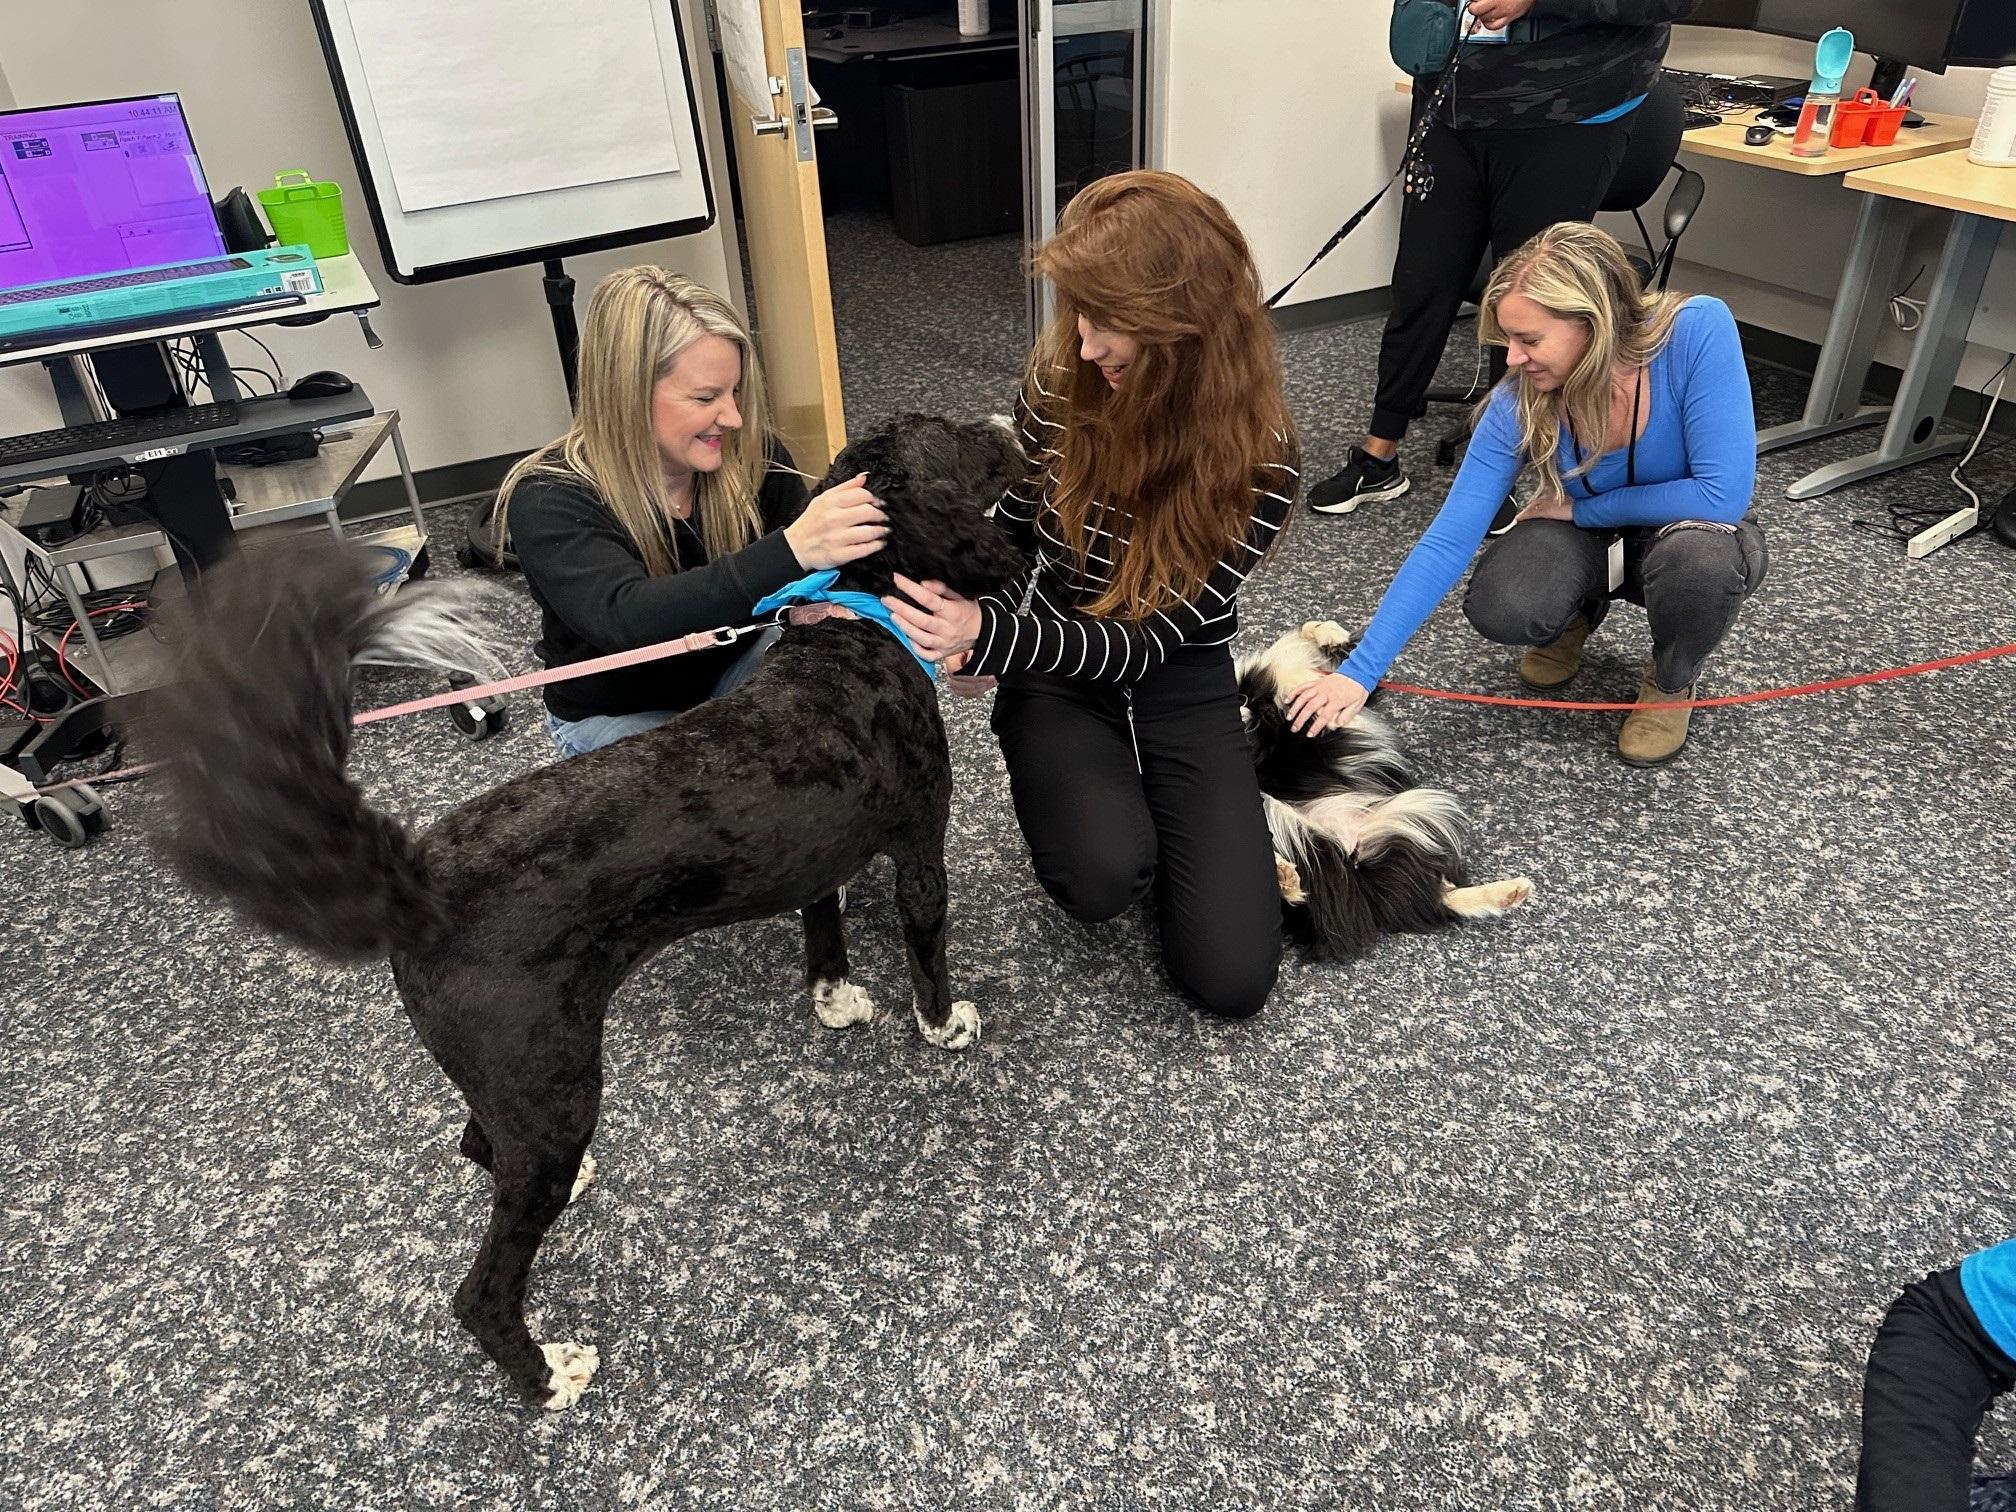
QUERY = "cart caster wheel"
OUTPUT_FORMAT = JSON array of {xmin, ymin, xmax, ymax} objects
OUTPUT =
[
  {"xmin": 407, "ymin": 545, "xmax": 430, "ymax": 580},
  {"xmin": 449, "ymin": 698, "xmax": 508, "ymax": 742},
  {"xmin": 455, "ymin": 541, "xmax": 482, "ymax": 569},
  {"xmin": 31, "ymin": 783, "xmax": 108, "ymax": 849}
]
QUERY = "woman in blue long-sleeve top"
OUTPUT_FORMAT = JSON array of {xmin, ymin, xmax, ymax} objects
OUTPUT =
[
  {"xmin": 1288, "ymin": 221, "xmax": 1769, "ymax": 766},
  {"xmin": 1858, "ymin": 1238, "xmax": 2016, "ymax": 1509}
]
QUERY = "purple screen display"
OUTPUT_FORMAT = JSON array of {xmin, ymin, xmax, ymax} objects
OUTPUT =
[{"xmin": 0, "ymin": 95, "xmax": 224, "ymax": 293}]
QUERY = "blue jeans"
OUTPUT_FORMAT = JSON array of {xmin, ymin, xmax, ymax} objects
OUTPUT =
[{"xmin": 546, "ymin": 626, "xmax": 779, "ymax": 759}]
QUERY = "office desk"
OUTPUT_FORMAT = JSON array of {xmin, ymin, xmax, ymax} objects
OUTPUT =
[
  {"xmin": 1679, "ymin": 115, "xmax": 1990, "ymax": 482},
  {"xmin": 0, "ymin": 252, "xmax": 383, "ymax": 371},
  {"xmin": 0, "ymin": 256, "xmax": 416, "ymax": 819},
  {"xmin": 1775, "ymin": 152, "xmax": 2016, "ymax": 554},
  {"xmin": 1677, "ymin": 111, "xmax": 1975, "ymax": 174},
  {"xmin": 805, "ymin": 17, "xmax": 1016, "ymax": 65}
]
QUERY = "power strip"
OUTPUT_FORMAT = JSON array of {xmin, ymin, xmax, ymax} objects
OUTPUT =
[{"xmin": 1908, "ymin": 505, "xmax": 1979, "ymax": 559}]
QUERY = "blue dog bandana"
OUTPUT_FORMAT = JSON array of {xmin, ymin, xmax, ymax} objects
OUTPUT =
[{"xmin": 751, "ymin": 569, "xmax": 935, "ymax": 675}]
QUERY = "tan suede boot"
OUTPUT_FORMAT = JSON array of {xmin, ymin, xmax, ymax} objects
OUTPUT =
[
  {"xmin": 1617, "ymin": 664, "xmax": 1693, "ymax": 767},
  {"xmin": 1517, "ymin": 614, "xmax": 1594, "ymax": 691}
]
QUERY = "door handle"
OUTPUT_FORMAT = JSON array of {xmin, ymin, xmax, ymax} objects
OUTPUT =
[{"xmin": 752, "ymin": 107, "xmax": 838, "ymax": 137}]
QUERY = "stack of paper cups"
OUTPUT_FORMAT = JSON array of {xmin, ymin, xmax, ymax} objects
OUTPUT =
[{"xmin": 959, "ymin": 0, "xmax": 989, "ymax": 37}]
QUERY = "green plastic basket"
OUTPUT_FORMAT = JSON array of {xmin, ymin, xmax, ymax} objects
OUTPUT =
[{"xmin": 257, "ymin": 171, "xmax": 348, "ymax": 258}]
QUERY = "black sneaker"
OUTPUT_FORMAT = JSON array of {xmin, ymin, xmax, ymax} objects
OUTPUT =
[
  {"xmin": 1309, "ymin": 447, "xmax": 1410, "ymax": 515},
  {"xmin": 1486, "ymin": 495, "xmax": 1519, "ymax": 537}
]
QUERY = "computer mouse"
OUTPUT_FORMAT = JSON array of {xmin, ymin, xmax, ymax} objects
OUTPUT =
[
  {"xmin": 288, "ymin": 369, "xmax": 355, "ymax": 400},
  {"xmin": 1744, "ymin": 125, "xmax": 1776, "ymax": 146},
  {"xmin": 824, "ymin": 27, "xmax": 844, "ymax": 38}
]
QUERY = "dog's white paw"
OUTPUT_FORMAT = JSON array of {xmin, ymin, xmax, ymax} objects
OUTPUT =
[
  {"xmin": 569, "ymin": 1151, "xmax": 598, "ymax": 1205},
  {"xmin": 1300, "ymin": 619, "xmax": 1353, "ymax": 662},
  {"xmin": 1444, "ymin": 876, "xmax": 1536, "ymax": 918},
  {"xmin": 540, "ymin": 1341, "xmax": 600, "ymax": 1410},
  {"xmin": 1275, "ymin": 855, "xmax": 1307, "ymax": 904},
  {"xmin": 916, "ymin": 999, "xmax": 980, "ymax": 1050},
  {"xmin": 812, "ymin": 979, "xmax": 876, "ymax": 1030}
]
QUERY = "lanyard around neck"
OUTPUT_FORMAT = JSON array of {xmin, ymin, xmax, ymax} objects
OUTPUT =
[{"xmin": 1567, "ymin": 368, "xmax": 1642, "ymax": 492}]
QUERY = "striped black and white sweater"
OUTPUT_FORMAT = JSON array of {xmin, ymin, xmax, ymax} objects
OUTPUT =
[{"xmin": 964, "ymin": 381, "xmax": 1299, "ymax": 685}]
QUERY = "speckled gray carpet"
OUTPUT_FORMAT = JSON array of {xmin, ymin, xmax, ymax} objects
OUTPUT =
[{"xmin": 4, "ymin": 210, "xmax": 2014, "ymax": 1510}]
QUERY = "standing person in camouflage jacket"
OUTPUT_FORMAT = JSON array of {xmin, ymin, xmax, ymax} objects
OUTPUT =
[{"xmin": 1308, "ymin": 0, "xmax": 1699, "ymax": 523}]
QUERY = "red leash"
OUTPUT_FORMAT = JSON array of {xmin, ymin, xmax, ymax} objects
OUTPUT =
[
  {"xmin": 1379, "ymin": 640, "xmax": 2016, "ymax": 712},
  {"xmin": 21, "ymin": 633, "xmax": 2016, "ymax": 800}
]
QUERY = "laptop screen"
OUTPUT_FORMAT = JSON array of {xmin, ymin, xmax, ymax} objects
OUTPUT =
[{"xmin": 0, "ymin": 94, "xmax": 226, "ymax": 295}]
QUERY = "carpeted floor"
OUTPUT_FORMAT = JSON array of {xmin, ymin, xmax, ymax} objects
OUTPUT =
[{"xmin": 4, "ymin": 208, "xmax": 2014, "ymax": 1510}]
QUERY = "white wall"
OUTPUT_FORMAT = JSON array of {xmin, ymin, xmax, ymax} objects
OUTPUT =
[
  {"xmin": 0, "ymin": 0, "xmax": 743, "ymax": 482},
  {"xmin": 1157, "ymin": 5, "xmax": 2013, "ymax": 403},
  {"xmin": 1158, "ymin": 0, "xmax": 1411, "ymax": 306}
]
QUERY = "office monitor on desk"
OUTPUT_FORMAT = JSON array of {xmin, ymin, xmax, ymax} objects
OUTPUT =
[
  {"xmin": 0, "ymin": 93, "xmax": 227, "ymax": 294},
  {"xmin": 1755, "ymin": 0, "xmax": 2016, "ymax": 96},
  {"xmin": 1682, "ymin": 0, "xmax": 1762, "ymax": 30}
]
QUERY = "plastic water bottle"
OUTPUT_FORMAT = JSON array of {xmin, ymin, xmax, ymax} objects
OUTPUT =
[{"xmin": 1792, "ymin": 27, "xmax": 1854, "ymax": 160}]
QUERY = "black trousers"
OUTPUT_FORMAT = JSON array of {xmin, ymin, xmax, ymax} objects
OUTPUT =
[
  {"xmin": 1859, "ymin": 1266, "xmax": 2016, "ymax": 1511},
  {"xmin": 989, "ymin": 649, "xmax": 1282, "ymax": 1019},
  {"xmin": 1463, "ymin": 515, "xmax": 1769, "ymax": 693},
  {"xmin": 1371, "ymin": 115, "xmax": 1632, "ymax": 441}
]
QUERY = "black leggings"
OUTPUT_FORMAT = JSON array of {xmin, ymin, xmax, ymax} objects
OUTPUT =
[
  {"xmin": 1859, "ymin": 1267, "xmax": 2016, "ymax": 1511},
  {"xmin": 988, "ymin": 649, "xmax": 1282, "ymax": 1019},
  {"xmin": 1372, "ymin": 115, "xmax": 1632, "ymax": 440},
  {"xmin": 1463, "ymin": 515, "xmax": 1770, "ymax": 693}
]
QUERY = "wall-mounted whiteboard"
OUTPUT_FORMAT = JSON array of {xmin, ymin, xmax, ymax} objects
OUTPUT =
[{"xmin": 308, "ymin": 0, "xmax": 715, "ymax": 284}]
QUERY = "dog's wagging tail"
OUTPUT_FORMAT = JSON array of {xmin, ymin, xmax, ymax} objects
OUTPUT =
[{"xmin": 149, "ymin": 413, "xmax": 1027, "ymax": 1409}]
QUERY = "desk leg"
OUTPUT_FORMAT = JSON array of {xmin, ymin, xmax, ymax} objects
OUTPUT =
[
  {"xmin": 53, "ymin": 561, "xmax": 118, "ymax": 696},
  {"xmin": 1755, "ymin": 193, "xmax": 1911, "ymax": 459},
  {"xmin": 149, "ymin": 448, "xmax": 238, "ymax": 581},
  {"xmin": 1785, "ymin": 212, "xmax": 2000, "ymax": 502},
  {"xmin": 389, "ymin": 414, "xmax": 427, "ymax": 537}
]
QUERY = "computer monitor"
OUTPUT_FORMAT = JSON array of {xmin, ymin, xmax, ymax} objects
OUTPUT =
[
  {"xmin": 0, "ymin": 93, "xmax": 226, "ymax": 295},
  {"xmin": 1755, "ymin": 0, "xmax": 2016, "ymax": 82},
  {"xmin": 1683, "ymin": 0, "xmax": 1763, "ymax": 31}
]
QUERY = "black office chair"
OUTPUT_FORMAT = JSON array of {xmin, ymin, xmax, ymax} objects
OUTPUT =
[{"xmin": 1426, "ymin": 76, "xmax": 1708, "ymax": 466}]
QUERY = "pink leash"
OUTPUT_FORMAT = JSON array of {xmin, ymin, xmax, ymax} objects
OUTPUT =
[
  {"xmin": 351, "ymin": 622, "xmax": 769, "ymax": 726},
  {"xmin": 22, "ymin": 619, "xmax": 772, "ymax": 797}
]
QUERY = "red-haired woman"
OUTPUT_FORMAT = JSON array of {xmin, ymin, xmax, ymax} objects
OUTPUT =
[{"xmin": 885, "ymin": 170, "xmax": 1297, "ymax": 1019}]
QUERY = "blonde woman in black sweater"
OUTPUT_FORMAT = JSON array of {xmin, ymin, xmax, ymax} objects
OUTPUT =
[{"xmin": 502, "ymin": 267, "xmax": 884, "ymax": 758}]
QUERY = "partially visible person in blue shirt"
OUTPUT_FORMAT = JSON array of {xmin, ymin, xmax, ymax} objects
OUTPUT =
[
  {"xmin": 1858, "ymin": 1238, "xmax": 2016, "ymax": 1510},
  {"xmin": 1287, "ymin": 220, "xmax": 1767, "ymax": 767}
]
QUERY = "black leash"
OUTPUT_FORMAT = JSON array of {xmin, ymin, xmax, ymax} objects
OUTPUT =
[{"xmin": 1265, "ymin": 33, "xmax": 1470, "ymax": 310}]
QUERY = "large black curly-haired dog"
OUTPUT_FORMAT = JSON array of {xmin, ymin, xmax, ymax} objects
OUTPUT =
[{"xmin": 153, "ymin": 414, "xmax": 1025, "ymax": 1409}]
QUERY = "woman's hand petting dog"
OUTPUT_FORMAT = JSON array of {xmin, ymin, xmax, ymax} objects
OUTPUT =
[
  {"xmin": 786, "ymin": 472, "xmax": 888, "ymax": 570},
  {"xmin": 1285, "ymin": 671, "xmax": 1371, "ymax": 735},
  {"xmin": 942, "ymin": 650, "xmax": 997, "ymax": 698},
  {"xmin": 883, "ymin": 573, "xmax": 982, "ymax": 662}
]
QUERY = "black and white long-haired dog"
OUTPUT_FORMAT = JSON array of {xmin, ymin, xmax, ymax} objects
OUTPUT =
[
  {"xmin": 151, "ymin": 415, "xmax": 1025, "ymax": 1410},
  {"xmin": 1237, "ymin": 620, "xmax": 1533, "ymax": 958}
]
